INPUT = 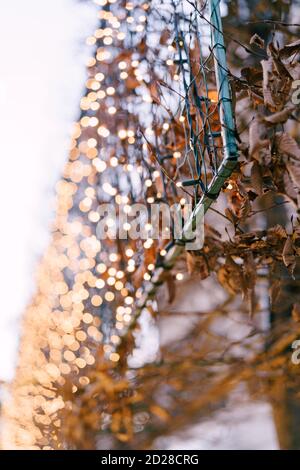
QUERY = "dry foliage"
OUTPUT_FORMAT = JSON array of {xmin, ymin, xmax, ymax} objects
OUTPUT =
[{"xmin": 3, "ymin": 0, "xmax": 300, "ymax": 450}]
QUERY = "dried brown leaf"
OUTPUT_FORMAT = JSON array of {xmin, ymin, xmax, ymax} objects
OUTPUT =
[
  {"xmin": 249, "ymin": 118, "xmax": 269, "ymax": 157},
  {"xmin": 282, "ymin": 236, "xmax": 296, "ymax": 276},
  {"xmin": 160, "ymin": 29, "xmax": 171, "ymax": 45},
  {"xmin": 186, "ymin": 252, "xmax": 209, "ymax": 279},
  {"xmin": 261, "ymin": 58, "xmax": 276, "ymax": 110},
  {"xmin": 263, "ymin": 105, "xmax": 295, "ymax": 125},
  {"xmin": 250, "ymin": 33, "xmax": 265, "ymax": 49},
  {"xmin": 279, "ymin": 38, "xmax": 300, "ymax": 60},
  {"xmin": 217, "ymin": 258, "xmax": 243, "ymax": 295},
  {"xmin": 275, "ymin": 132, "xmax": 300, "ymax": 160},
  {"xmin": 250, "ymin": 161, "xmax": 263, "ymax": 196},
  {"xmin": 150, "ymin": 405, "xmax": 170, "ymax": 422},
  {"xmin": 286, "ymin": 162, "xmax": 300, "ymax": 189},
  {"xmin": 164, "ymin": 272, "xmax": 176, "ymax": 303},
  {"xmin": 292, "ymin": 303, "xmax": 300, "ymax": 322},
  {"xmin": 149, "ymin": 81, "xmax": 161, "ymax": 105},
  {"xmin": 243, "ymin": 252, "xmax": 256, "ymax": 316},
  {"xmin": 268, "ymin": 224, "xmax": 287, "ymax": 240},
  {"xmin": 225, "ymin": 207, "xmax": 238, "ymax": 225}
]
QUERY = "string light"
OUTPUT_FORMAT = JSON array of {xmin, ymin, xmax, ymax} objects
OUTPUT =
[{"xmin": 6, "ymin": 0, "xmax": 227, "ymax": 450}]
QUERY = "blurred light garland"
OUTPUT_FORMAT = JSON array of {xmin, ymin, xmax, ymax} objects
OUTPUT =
[{"xmin": 3, "ymin": 0, "xmax": 238, "ymax": 449}]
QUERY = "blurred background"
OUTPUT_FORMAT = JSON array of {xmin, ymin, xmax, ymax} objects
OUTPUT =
[{"xmin": 2, "ymin": 0, "xmax": 300, "ymax": 450}]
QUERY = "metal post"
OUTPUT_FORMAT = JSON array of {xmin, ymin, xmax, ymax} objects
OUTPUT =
[{"xmin": 117, "ymin": 0, "xmax": 239, "ymax": 348}]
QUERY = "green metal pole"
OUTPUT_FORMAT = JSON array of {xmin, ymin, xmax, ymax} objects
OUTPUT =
[
  {"xmin": 117, "ymin": 0, "xmax": 239, "ymax": 350},
  {"xmin": 210, "ymin": 0, "xmax": 238, "ymax": 161}
]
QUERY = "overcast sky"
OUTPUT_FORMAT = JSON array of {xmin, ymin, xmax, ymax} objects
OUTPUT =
[{"xmin": 0, "ymin": 0, "xmax": 97, "ymax": 381}]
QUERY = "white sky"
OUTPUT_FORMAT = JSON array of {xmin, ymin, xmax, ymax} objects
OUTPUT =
[{"xmin": 0, "ymin": 0, "xmax": 97, "ymax": 381}]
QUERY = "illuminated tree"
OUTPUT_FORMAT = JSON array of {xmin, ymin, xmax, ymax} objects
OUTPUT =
[{"xmin": 4, "ymin": 0, "xmax": 300, "ymax": 450}]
